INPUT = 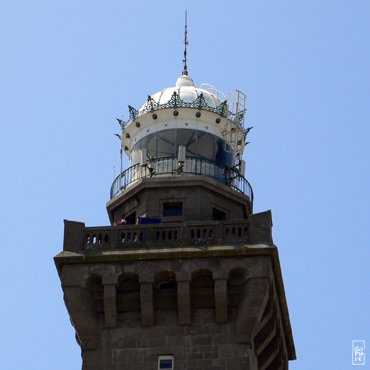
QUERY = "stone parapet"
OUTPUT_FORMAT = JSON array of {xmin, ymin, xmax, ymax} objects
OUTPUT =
[{"xmin": 62, "ymin": 211, "xmax": 273, "ymax": 253}]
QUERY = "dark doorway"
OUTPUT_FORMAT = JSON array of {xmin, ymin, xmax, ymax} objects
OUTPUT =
[{"xmin": 125, "ymin": 211, "xmax": 136, "ymax": 225}]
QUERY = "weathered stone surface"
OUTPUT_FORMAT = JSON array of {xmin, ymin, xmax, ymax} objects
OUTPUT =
[
  {"xmin": 56, "ymin": 252, "xmax": 295, "ymax": 369},
  {"xmin": 236, "ymin": 278, "xmax": 270, "ymax": 344},
  {"xmin": 63, "ymin": 286, "xmax": 99, "ymax": 350},
  {"xmin": 106, "ymin": 176, "xmax": 251, "ymax": 225},
  {"xmin": 177, "ymin": 280, "xmax": 191, "ymax": 324},
  {"xmin": 140, "ymin": 282, "xmax": 154, "ymax": 326},
  {"xmin": 104, "ymin": 284, "xmax": 117, "ymax": 328},
  {"xmin": 215, "ymin": 279, "xmax": 228, "ymax": 323}
]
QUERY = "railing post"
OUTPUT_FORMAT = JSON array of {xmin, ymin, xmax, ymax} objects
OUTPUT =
[
  {"xmin": 110, "ymin": 227, "xmax": 118, "ymax": 249},
  {"xmin": 214, "ymin": 223, "xmax": 224, "ymax": 244},
  {"xmin": 144, "ymin": 227, "xmax": 153, "ymax": 245},
  {"xmin": 180, "ymin": 224, "xmax": 189, "ymax": 246}
]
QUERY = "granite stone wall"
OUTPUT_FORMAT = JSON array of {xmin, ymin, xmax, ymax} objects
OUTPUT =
[{"xmin": 58, "ymin": 254, "xmax": 291, "ymax": 369}]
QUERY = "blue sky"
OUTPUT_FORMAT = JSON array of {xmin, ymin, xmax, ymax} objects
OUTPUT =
[{"xmin": 0, "ymin": 1, "xmax": 369, "ymax": 369}]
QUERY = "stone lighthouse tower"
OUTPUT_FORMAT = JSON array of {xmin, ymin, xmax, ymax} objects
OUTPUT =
[{"xmin": 55, "ymin": 29, "xmax": 296, "ymax": 370}]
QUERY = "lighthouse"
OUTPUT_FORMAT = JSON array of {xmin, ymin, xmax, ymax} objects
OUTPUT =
[
  {"xmin": 55, "ymin": 23, "xmax": 296, "ymax": 370},
  {"xmin": 108, "ymin": 69, "xmax": 253, "ymax": 226}
]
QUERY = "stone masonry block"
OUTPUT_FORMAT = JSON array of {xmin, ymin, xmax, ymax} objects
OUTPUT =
[
  {"xmin": 104, "ymin": 284, "xmax": 117, "ymax": 328},
  {"xmin": 140, "ymin": 282, "xmax": 154, "ymax": 326},
  {"xmin": 177, "ymin": 280, "xmax": 191, "ymax": 325},
  {"xmin": 215, "ymin": 279, "xmax": 228, "ymax": 323}
]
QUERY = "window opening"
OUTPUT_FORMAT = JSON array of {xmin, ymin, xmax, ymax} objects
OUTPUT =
[
  {"xmin": 212, "ymin": 208, "xmax": 227, "ymax": 221},
  {"xmin": 163, "ymin": 202, "xmax": 183, "ymax": 217},
  {"xmin": 158, "ymin": 355, "xmax": 174, "ymax": 370},
  {"xmin": 159, "ymin": 281, "xmax": 177, "ymax": 291}
]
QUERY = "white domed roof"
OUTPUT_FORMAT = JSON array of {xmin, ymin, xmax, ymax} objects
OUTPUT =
[
  {"xmin": 176, "ymin": 74, "xmax": 194, "ymax": 87},
  {"xmin": 139, "ymin": 74, "xmax": 223, "ymax": 112}
]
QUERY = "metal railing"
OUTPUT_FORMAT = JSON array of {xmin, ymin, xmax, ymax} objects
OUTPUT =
[{"xmin": 110, "ymin": 156, "xmax": 253, "ymax": 206}]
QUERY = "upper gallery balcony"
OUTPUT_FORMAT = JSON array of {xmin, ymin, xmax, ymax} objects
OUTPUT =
[{"xmin": 110, "ymin": 156, "xmax": 254, "ymax": 210}]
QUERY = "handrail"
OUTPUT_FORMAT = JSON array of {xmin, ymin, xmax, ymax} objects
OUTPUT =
[{"xmin": 110, "ymin": 156, "xmax": 253, "ymax": 207}]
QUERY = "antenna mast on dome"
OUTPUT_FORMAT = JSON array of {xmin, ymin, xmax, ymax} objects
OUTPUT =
[{"xmin": 182, "ymin": 11, "xmax": 189, "ymax": 76}]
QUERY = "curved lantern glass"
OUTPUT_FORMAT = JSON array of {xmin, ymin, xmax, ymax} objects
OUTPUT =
[{"xmin": 130, "ymin": 129, "xmax": 234, "ymax": 168}]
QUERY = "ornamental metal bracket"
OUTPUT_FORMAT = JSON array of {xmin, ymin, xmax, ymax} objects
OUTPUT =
[
  {"xmin": 169, "ymin": 91, "xmax": 182, "ymax": 109},
  {"xmin": 142, "ymin": 95, "xmax": 158, "ymax": 112},
  {"xmin": 193, "ymin": 93, "xmax": 207, "ymax": 110},
  {"xmin": 128, "ymin": 105, "xmax": 138, "ymax": 121},
  {"xmin": 243, "ymin": 127, "xmax": 253, "ymax": 141},
  {"xmin": 236, "ymin": 112, "xmax": 244, "ymax": 127},
  {"xmin": 216, "ymin": 100, "xmax": 228, "ymax": 117},
  {"xmin": 116, "ymin": 118, "xmax": 127, "ymax": 130}
]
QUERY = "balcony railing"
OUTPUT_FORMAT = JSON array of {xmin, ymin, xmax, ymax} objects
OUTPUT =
[
  {"xmin": 83, "ymin": 220, "xmax": 251, "ymax": 251},
  {"xmin": 110, "ymin": 156, "xmax": 253, "ymax": 206}
]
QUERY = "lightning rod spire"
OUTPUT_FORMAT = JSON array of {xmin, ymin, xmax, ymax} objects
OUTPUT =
[{"xmin": 182, "ymin": 11, "xmax": 189, "ymax": 76}]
